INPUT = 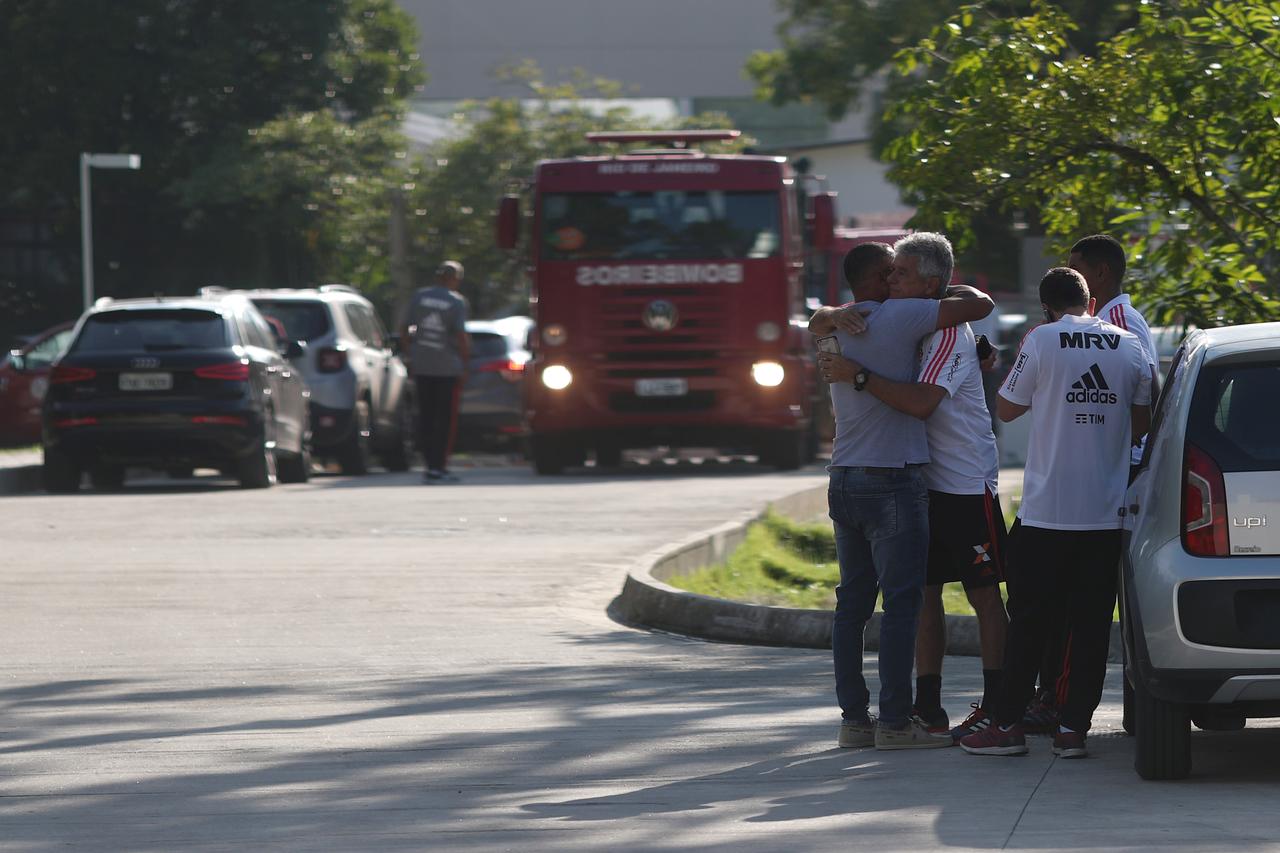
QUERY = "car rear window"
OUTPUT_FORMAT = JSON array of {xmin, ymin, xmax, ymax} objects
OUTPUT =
[
  {"xmin": 73, "ymin": 310, "xmax": 228, "ymax": 352},
  {"xmin": 1188, "ymin": 360, "xmax": 1280, "ymax": 472},
  {"xmin": 470, "ymin": 332, "xmax": 508, "ymax": 360},
  {"xmin": 251, "ymin": 300, "xmax": 332, "ymax": 342}
]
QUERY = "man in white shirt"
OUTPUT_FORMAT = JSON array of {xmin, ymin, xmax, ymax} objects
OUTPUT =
[
  {"xmin": 832, "ymin": 233, "xmax": 1009, "ymax": 743},
  {"xmin": 1020, "ymin": 234, "xmax": 1161, "ymax": 735},
  {"xmin": 961, "ymin": 267, "xmax": 1151, "ymax": 759}
]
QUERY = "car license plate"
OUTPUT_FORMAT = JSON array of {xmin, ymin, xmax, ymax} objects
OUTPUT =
[
  {"xmin": 119, "ymin": 372, "xmax": 173, "ymax": 392},
  {"xmin": 635, "ymin": 378, "xmax": 688, "ymax": 397}
]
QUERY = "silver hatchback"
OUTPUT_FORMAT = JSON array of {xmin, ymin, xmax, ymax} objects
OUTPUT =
[
  {"xmin": 1123, "ymin": 322, "xmax": 1280, "ymax": 779},
  {"xmin": 237, "ymin": 286, "xmax": 416, "ymax": 474}
]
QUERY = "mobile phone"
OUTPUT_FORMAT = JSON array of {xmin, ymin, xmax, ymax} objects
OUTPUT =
[
  {"xmin": 976, "ymin": 334, "xmax": 993, "ymax": 360},
  {"xmin": 816, "ymin": 335, "xmax": 841, "ymax": 354}
]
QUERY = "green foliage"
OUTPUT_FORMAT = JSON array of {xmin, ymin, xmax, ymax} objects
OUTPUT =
[
  {"xmin": 403, "ymin": 65, "xmax": 745, "ymax": 317},
  {"xmin": 746, "ymin": 0, "xmax": 1135, "ymax": 121},
  {"xmin": 884, "ymin": 1, "xmax": 1280, "ymax": 326},
  {"xmin": 0, "ymin": 0, "xmax": 423, "ymax": 334}
]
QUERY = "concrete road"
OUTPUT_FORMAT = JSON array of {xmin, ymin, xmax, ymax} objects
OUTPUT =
[{"xmin": 2, "ymin": 462, "xmax": 1278, "ymax": 851}]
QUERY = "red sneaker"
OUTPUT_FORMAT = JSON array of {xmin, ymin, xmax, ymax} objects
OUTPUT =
[
  {"xmin": 1052, "ymin": 729, "xmax": 1087, "ymax": 758},
  {"xmin": 960, "ymin": 723, "xmax": 1029, "ymax": 756},
  {"xmin": 949, "ymin": 703, "xmax": 992, "ymax": 742}
]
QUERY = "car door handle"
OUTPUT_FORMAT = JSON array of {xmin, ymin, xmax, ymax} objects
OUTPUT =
[{"xmin": 266, "ymin": 365, "xmax": 280, "ymax": 374}]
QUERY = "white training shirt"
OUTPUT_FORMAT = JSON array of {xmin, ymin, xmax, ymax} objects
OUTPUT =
[
  {"xmin": 999, "ymin": 313, "xmax": 1153, "ymax": 530},
  {"xmin": 916, "ymin": 322, "xmax": 998, "ymax": 496},
  {"xmin": 1096, "ymin": 294, "xmax": 1158, "ymax": 465}
]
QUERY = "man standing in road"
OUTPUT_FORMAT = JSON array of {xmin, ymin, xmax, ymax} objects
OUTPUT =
[
  {"xmin": 830, "ymin": 232, "xmax": 1009, "ymax": 743},
  {"xmin": 399, "ymin": 261, "xmax": 470, "ymax": 484},
  {"xmin": 1022, "ymin": 234, "xmax": 1159, "ymax": 734},
  {"xmin": 961, "ymin": 268, "xmax": 1151, "ymax": 759},
  {"xmin": 810, "ymin": 234, "xmax": 993, "ymax": 750}
]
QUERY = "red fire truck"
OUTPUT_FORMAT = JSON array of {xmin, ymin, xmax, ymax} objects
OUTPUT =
[{"xmin": 496, "ymin": 130, "xmax": 836, "ymax": 474}]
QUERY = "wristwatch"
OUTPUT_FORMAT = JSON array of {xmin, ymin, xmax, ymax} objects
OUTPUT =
[{"xmin": 853, "ymin": 368, "xmax": 870, "ymax": 391}]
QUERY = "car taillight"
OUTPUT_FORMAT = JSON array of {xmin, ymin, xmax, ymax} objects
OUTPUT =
[
  {"xmin": 191, "ymin": 415, "xmax": 247, "ymax": 426},
  {"xmin": 194, "ymin": 361, "xmax": 250, "ymax": 381},
  {"xmin": 1183, "ymin": 442, "xmax": 1229, "ymax": 557},
  {"xmin": 476, "ymin": 358, "xmax": 525, "ymax": 382},
  {"xmin": 53, "ymin": 417, "xmax": 98, "ymax": 428},
  {"xmin": 317, "ymin": 347, "xmax": 347, "ymax": 373},
  {"xmin": 50, "ymin": 365, "xmax": 96, "ymax": 384}
]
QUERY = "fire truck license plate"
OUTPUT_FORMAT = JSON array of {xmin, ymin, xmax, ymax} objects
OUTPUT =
[{"xmin": 635, "ymin": 378, "xmax": 688, "ymax": 397}]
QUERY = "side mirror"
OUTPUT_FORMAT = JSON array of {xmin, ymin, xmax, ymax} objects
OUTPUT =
[
  {"xmin": 496, "ymin": 195, "xmax": 520, "ymax": 250},
  {"xmin": 810, "ymin": 192, "xmax": 836, "ymax": 252}
]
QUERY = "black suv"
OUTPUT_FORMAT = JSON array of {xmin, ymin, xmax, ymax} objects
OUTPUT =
[{"xmin": 42, "ymin": 295, "xmax": 311, "ymax": 491}]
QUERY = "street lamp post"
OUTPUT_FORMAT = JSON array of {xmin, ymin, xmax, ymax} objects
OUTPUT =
[{"xmin": 80, "ymin": 152, "xmax": 141, "ymax": 312}]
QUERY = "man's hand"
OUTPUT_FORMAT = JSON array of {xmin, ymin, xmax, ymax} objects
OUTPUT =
[
  {"xmin": 809, "ymin": 304, "xmax": 869, "ymax": 336},
  {"xmin": 818, "ymin": 352, "xmax": 862, "ymax": 384},
  {"xmin": 831, "ymin": 304, "xmax": 869, "ymax": 335}
]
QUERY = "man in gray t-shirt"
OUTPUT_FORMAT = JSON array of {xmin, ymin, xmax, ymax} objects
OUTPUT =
[
  {"xmin": 398, "ymin": 261, "xmax": 471, "ymax": 483},
  {"xmin": 809, "ymin": 235, "xmax": 993, "ymax": 750}
]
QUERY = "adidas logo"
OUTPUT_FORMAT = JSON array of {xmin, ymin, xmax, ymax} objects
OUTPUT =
[{"xmin": 1066, "ymin": 363, "xmax": 1118, "ymax": 404}]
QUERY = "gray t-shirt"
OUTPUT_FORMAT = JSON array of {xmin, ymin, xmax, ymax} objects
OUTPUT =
[
  {"xmin": 829, "ymin": 298, "xmax": 940, "ymax": 468},
  {"xmin": 403, "ymin": 285, "xmax": 469, "ymax": 376}
]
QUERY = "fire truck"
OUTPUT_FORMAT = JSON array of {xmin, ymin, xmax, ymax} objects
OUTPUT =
[{"xmin": 495, "ymin": 130, "xmax": 837, "ymax": 474}]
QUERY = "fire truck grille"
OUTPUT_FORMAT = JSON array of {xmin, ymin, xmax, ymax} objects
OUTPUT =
[
  {"xmin": 598, "ymin": 288, "xmax": 729, "ymax": 359},
  {"xmin": 608, "ymin": 391, "xmax": 717, "ymax": 414},
  {"xmin": 604, "ymin": 367, "xmax": 718, "ymax": 379}
]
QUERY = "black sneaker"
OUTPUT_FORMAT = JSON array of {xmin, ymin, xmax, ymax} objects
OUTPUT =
[
  {"xmin": 1021, "ymin": 695, "xmax": 1059, "ymax": 734},
  {"xmin": 912, "ymin": 705, "xmax": 950, "ymax": 736},
  {"xmin": 425, "ymin": 469, "xmax": 460, "ymax": 484}
]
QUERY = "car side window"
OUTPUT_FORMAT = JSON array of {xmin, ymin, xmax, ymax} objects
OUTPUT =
[
  {"xmin": 362, "ymin": 306, "xmax": 386, "ymax": 349},
  {"xmin": 1138, "ymin": 345, "xmax": 1187, "ymax": 469},
  {"xmin": 24, "ymin": 330, "xmax": 72, "ymax": 368},
  {"xmin": 343, "ymin": 304, "xmax": 371, "ymax": 347},
  {"xmin": 238, "ymin": 310, "xmax": 273, "ymax": 350}
]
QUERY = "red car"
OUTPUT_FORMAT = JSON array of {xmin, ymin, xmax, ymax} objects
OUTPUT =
[{"xmin": 0, "ymin": 321, "xmax": 76, "ymax": 446}]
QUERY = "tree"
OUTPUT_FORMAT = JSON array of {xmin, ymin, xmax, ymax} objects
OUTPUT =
[
  {"xmin": 402, "ymin": 66, "xmax": 743, "ymax": 318},
  {"xmin": 0, "ymin": 0, "xmax": 423, "ymax": 338},
  {"xmin": 746, "ymin": 0, "xmax": 1135, "ymax": 121},
  {"xmin": 882, "ymin": 0, "xmax": 1280, "ymax": 326}
]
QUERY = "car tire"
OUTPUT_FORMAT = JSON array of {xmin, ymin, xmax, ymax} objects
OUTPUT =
[
  {"xmin": 339, "ymin": 400, "xmax": 372, "ymax": 475},
  {"xmin": 43, "ymin": 447, "xmax": 81, "ymax": 493},
  {"xmin": 380, "ymin": 400, "xmax": 415, "ymax": 473},
  {"xmin": 277, "ymin": 444, "xmax": 311, "ymax": 483},
  {"xmin": 532, "ymin": 435, "xmax": 569, "ymax": 475},
  {"xmin": 238, "ymin": 423, "xmax": 278, "ymax": 489},
  {"xmin": 89, "ymin": 464, "xmax": 125, "ymax": 491},
  {"xmin": 1122, "ymin": 669, "xmax": 1135, "ymax": 736},
  {"xmin": 595, "ymin": 443, "xmax": 623, "ymax": 468},
  {"xmin": 1133, "ymin": 673, "xmax": 1191, "ymax": 780}
]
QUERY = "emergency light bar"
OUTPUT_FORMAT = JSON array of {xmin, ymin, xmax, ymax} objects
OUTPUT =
[{"xmin": 586, "ymin": 130, "xmax": 742, "ymax": 147}]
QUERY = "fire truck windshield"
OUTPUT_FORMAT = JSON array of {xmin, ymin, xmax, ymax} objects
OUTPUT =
[{"xmin": 540, "ymin": 191, "xmax": 780, "ymax": 261}]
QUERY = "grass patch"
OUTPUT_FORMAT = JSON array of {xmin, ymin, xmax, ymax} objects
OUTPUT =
[{"xmin": 668, "ymin": 505, "xmax": 1117, "ymax": 621}]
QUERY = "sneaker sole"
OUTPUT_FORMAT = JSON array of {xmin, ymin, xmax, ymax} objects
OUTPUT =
[
  {"xmin": 961, "ymin": 743, "xmax": 1029, "ymax": 756},
  {"xmin": 1053, "ymin": 747, "xmax": 1087, "ymax": 758},
  {"xmin": 838, "ymin": 738, "xmax": 875, "ymax": 749}
]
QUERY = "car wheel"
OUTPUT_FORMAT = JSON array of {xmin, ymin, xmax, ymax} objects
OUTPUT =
[
  {"xmin": 532, "ymin": 435, "xmax": 568, "ymax": 475},
  {"xmin": 1133, "ymin": 672, "xmax": 1191, "ymax": 780},
  {"xmin": 339, "ymin": 400, "xmax": 372, "ymax": 475},
  {"xmin": 595, "ymin": 443, "xmax": 623, "ymax": 468},
  {"xmin": 89, "ymin": 463, "xmax": 125, "ymax": 491},
  {"xmin": 43, "ymin": 447, "xmax": 81, "ymax": 493},
  {"xmin": 380, "ymin": 399, "xmax": 415, "ymax": 473},
  {"xmin": 238, "ymin": 422, "xmax": 278, "ymax": 489},
  {"xmin": 277, "ymin": 443, "xmax": 311, "ymax": 483},
  {"xmin": 1122, "ymin": 669, "xmax": 1135, "ymax": 736}
]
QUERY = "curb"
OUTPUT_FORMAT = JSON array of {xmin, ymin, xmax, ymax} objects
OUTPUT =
[
  {"xmin": 612, "ymin": 484, "xmax": 1123, "ymax": 661},
  {"xmin": 0, "ymin": 463, "xmax": 42, "ymax": 496}
]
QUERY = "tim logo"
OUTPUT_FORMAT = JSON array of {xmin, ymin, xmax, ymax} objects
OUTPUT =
[
  {"xmin": 1066, "ymin": 364, "xmax": 1118, "ymax": 404},
  {"xmin": 1061, "ymin": 332, "xmax": 1121, "ymax": 350},
  {"xmin": 1074, "ymin": 413, "xmax": 1106, "ymax": 425}
]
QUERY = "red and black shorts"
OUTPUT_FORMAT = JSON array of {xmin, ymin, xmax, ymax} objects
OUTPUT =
[{"xmin": 926, "ymin": 487, "xmax": 1007, "ymax": 589}]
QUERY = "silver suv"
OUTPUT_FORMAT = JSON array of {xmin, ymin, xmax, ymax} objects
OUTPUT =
[
  {"xmin": 1123, "ymin": 322, "xmax": 1280, "ymax": 780},
  {"xmin": 223, "ymin": 286, "xmax": 415, "ymax": 474}
]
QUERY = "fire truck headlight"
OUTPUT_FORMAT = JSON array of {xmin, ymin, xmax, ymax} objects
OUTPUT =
[
  {"xmin": 755, "ymin": 321, "xmax": 781, "ymax": 342},
  {"xmin": 751, "ymin": 361, "xmax": 785, "ymax": 387},
  {"xmin": 541, "ymin": 364, "xmax": 573, "ymax": 390},
  {"xmin": 542, "ymin": 324, "xmax": 568, "ymax": 346}
]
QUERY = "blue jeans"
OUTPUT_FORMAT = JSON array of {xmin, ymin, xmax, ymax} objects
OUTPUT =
[{"xmin": 828, "ymin": 466, "xmax": 930, "ymax": 727}]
